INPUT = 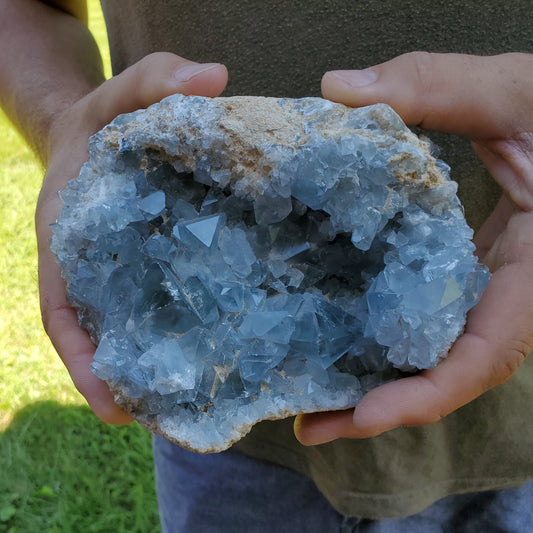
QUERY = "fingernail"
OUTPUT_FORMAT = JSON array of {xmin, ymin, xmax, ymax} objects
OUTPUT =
[
  {"xmin": 173, "ymin": 63, "xmax": 222, "ymax": 82},
  {"xmin": 330, "ymin": 69, "xmax": 378, "ymax": 88}
]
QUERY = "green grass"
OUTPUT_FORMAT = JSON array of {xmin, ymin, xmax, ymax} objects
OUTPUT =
[
  {"xmin": 0, "ymin": 403, "xmax": 159, "ymax": 533},
  {"xmin": 0, "ymin": 2, "xmax": 160, "ymax": 531}
]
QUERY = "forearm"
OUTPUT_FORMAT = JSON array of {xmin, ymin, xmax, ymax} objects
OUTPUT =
[{"xmin": 0, "ymin": 0, "xmax": 105, "ymax": 165}]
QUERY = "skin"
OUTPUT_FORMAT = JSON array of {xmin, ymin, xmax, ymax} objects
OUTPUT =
[
  {"xmin": 295, "ymin": 52, "xmax": 533, "ymax": 444},
  {"xmin": 1, "ymin": 2, "xmax": 532, "ymax": 441},
  {"xmin": 0, "ymin": 0, "xmax": 228, "ymax": 423}
]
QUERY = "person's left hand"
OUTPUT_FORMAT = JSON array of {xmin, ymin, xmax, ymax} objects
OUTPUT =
[
  {"xmin": 294, "ymin": 52, "xmax": 533, "ymax": 445},
  {"xmin": 37, "ymin": 53, "xmax": 228, "ymax": 424}
]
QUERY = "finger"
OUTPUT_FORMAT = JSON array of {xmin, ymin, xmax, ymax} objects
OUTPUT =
[
  {"xmin": 48, "ymin": 53, "xmax": 228, "ymax": 163},
  {"xmin": 296, "ymin": 213, "xmax": 533, "ymax": 444},
  {"xmin": 322, "ymin": 52, "xmax": 533, "ymax": 140},
  {"xmin": 47, "ymin": 53, "xmax": 228, "ymax": 176},
  {"xmin": 473, "ymin": 194, "xmax": 517, "ymax": 261},
  {"xmin": 37, "ymin": 154, "xmax": 129, "ymax": 423},
  {"xmin": 93, "ymin": 52, "xmax": 228, "ymax": 128},
  {"xmin": 294, "ymin": 410, "xmax": 361, "ymax": 445},
  {"xmin": 472, "ymin": 139, "xmax": 533, "ymax": 212},
  {"xmin": 37, "ymin": 169, "xmax": 131, "ymax": 423},
  {"xmin": 37, "ymin": 232, "xmax": 132, "ymax": 424}
]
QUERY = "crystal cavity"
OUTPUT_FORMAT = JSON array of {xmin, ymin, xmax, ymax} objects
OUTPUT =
[{"xmin": 51, "ymin": 95, "xmax": 490, "ymax": 452}]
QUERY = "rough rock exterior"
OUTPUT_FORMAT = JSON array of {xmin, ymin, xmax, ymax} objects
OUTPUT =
[{"xmin": 51, "ymin": 95, "xmax": 489, "ymax": 452}]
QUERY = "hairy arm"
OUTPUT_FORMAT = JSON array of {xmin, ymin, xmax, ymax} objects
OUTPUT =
[
  {"xmin": 0, "ymin": 0, "xmax": 228, "ymax": 423},
  {"xmin": 0, "ymin": 0, "xmax": 104, "ymax": 163}
]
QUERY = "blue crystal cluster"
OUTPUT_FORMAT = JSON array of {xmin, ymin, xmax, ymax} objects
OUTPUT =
[{"xmin": 51, "ymin": 95, "xmax": 489, "ymax": 452}]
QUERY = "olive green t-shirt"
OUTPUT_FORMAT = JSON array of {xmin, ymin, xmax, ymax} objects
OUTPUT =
[{"xmin": 100, "ymin": 0, "xmax": 533, "ymax": 519}]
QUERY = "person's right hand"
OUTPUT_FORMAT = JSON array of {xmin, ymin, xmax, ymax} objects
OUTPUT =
[{"xmin": 36, "ymin": 52, "xmax": 228, "ymax": 424}]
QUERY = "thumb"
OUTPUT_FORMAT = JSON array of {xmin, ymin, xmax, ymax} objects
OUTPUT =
[
  {"xmin": 322, "ymin": 52, "xmax": 533, "ymax": 140},
  {"xmin": 47, "ymin": 51, "xmax": 228, "ymax": 165},
  {"xmin": 91, "ymin": 51, "xmax": 228, "ymax": 130}
]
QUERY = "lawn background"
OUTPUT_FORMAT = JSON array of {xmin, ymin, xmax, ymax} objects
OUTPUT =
[{"xmin": 0, "ymin": 2, "xmax": 160, "ymax": 531}]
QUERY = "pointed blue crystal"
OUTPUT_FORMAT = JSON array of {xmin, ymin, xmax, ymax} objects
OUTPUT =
[{"xmin": 139, "ymin": 190, "xmax": 165, "ymax": 217}]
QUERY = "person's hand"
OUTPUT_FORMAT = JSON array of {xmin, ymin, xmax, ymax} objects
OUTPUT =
[
  {"xmin": 37, "ymin": 52, "xmax": 228, "ymax": 423},
  {"xmin": 295, "ymin": 52, "xmax": 533, "ymax": 444}
]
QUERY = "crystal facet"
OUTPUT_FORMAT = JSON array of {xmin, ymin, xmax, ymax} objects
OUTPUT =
[{"xmin": 51, "ymin": 95, "xmax": 490, "ymax": 452}]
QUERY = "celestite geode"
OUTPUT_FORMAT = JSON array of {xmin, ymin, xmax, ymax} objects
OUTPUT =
[{"xmin": 51, "ymin": 95, "xmax": 489, "ymax": 452}]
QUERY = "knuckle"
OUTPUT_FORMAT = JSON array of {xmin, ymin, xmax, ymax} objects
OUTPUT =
[
  {"xmin": 134, "ymin": 51, "xmax": 180, "ymax": 79},
  {"xmin": 506, "ymin": 341, "xmax": 529, "ymax": 369},
  {"xmin": 140, "ymin": 51, "xmax": 177, "ymax": 64},
  {"xmin": 491, "ymin": 340, "xmax": 529, "ymax": 384},
  {"xmin": 429, "ymin": 409, "xmax": 447, "ymax": 424},
  {"xmin": 505, "ymin": 213, "xmax": 533, "ymax": 249},
  {"xmin": 125, "ymin": 53, "xmax": 166, "ymax": 94},
  {"xmin": 422, "ymin": 403, "xmax": 449, "ymax": 425},
  {"xmin": 391, "ymin": 51, "xmax": 437, "ymax": 127},
  {"xmin": 128, "ymin": 52, "xmax": 188, "ymax": 106},
  {"xmin": 403, "ymin": 51, "xmax": 436, "ymax": 96},
  {"xmin": 132, "ymin": 55, "xmax": 152, "ymax": 86},
  {"xmin": 405, "ymin": 409, "xmax": 444, "ymax": 428}
]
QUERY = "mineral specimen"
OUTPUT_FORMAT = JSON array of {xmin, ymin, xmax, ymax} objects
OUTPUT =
[{"xmin": 51, "ymin": 95, "xmax": 489, "ymax": 452}]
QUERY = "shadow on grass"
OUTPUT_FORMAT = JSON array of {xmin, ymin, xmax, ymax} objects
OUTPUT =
[{"xmin": 0, "ymin": 401, "xmax": 160, "ymax": 533}]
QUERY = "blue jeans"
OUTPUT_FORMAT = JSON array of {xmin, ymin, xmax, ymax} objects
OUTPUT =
[{"xmin": 153, "ymin": 435, "xmax": 533, "ymax": 532}]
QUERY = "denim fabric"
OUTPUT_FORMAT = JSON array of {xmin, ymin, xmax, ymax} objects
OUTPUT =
[{"xmin": 153, "ymin": 435, "xmax": 533, "ymax": 533}]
